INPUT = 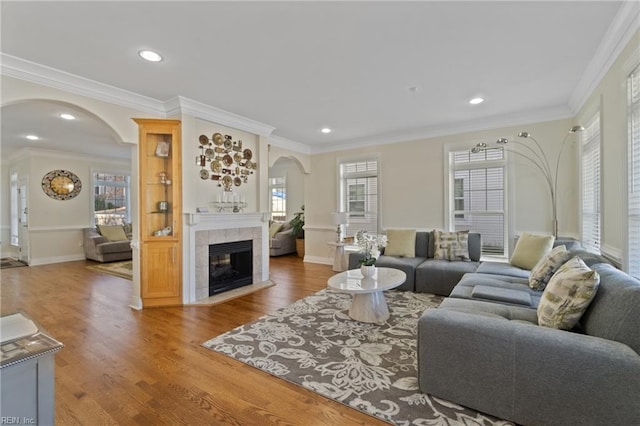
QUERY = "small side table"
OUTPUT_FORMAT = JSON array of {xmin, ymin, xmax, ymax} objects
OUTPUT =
[{"xmin": 327, "ymin": 242, "xmax": 347, "ymax": 272}]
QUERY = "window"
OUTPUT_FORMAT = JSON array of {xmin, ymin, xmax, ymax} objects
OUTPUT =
[
  {"xmin": 448, "ymin": 147, "xmax": 506, "ymax": 257},
  {"xmin": 10, "ymin": 172, "xmax": 18, "ymax": 246},
  {"xmin": 269, "ymin": 176, "xmax": 287, "ymax": 222},
  {"xmin": 93, "ymin": 172, "xmax": 130, "ymax": 225},
  {"xmin": 581, "ymin": 112, "xmax": 601, "ymax": 253},
  {"xmin": 628, "ymin": 65, "xmax": 640, "ymax": 279},
  {"xmin": 339, "ymin": 159, "xmax": 379, "ymax": 237}
]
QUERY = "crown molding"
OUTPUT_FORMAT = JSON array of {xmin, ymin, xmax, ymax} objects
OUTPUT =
[
  {"xmin": 568, "ymin": 1, "xmax": 640, "ymax": 113},
  {"xmin": 1, "ymin": 54, "xmax": 277, "ymax": 137},
  {"xmin": 164, "ymin": 96, "xmax": 275, "ymax": 137},
  {"xmin": 267, "ymin": 134, "xmax": 311, "ymax": 155},
  {"xmin": 1, "ymin": 53, "xmax": 166, "ymax": 115},
  {"xmin": 5, "ymin": 146, "xmax": 130, "ymax": 164},
  {"xmin": 311, "ymin": 104, "xmax": 573, "ymax": 154}
]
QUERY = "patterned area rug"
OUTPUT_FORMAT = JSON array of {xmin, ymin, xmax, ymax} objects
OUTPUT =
[
  {"xmin": 203, "ymin": 289, "xmax": 512, "ymax": 425},
  {"xmin": 0, "ymin": 258, "xmax": 28, "ymax": 269},
  {"xmin": 86, "ymin": 260, "xmax": 132, "ymax": 280}
]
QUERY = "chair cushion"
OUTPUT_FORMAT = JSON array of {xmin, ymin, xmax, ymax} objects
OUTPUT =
[
  {"xmin": 97, "ymin": 225, "xmax": 128, "ymax": 242},
  {"xmin": 269, "ymin": 222, "xmax": 283, "ymax": 238}
]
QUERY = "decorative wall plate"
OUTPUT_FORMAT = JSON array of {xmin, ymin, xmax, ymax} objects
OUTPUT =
[{"xmin": 42, "ymin": 170, "xmax": 82, "ymax": 200}]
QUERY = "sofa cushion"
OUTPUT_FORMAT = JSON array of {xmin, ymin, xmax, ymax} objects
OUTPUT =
[
  {"xmin": 374, "ymin": 255, "xmax": 426, "ymax": 291},
  {"xmin": 384, "ymin": 229, "xmax": 416, "ymax": 257},
  {"xmin": 97, "ymin": 240, "xmax": 131, "ymax": 254},
  {"xmin": 537, "ymin": 257, "xmax": 600, "ymax": 330},
  {"xmin": 415, "ymin": 260, "xmax": 479, "ymax": 295},
  {"xmin": 438, "ymin": 298, "xmax": 538, "ymax": 323},
  {"xmin": 510, "ymin": 232, "xmax": 554, "ymax": 270},
  {"xmin": 451, "ymin": 273, "xmax": 541, "ymax": 307},
  {"xmin": 434, "ymin": 230, "xmax": 470, "ymax": 261},
  {"xmin": 97, "ymin": 224, "xmax": 128, "ymax": 242},
  {"xmin": 529, "ymin": 245, "xmax": 572, "ymax": 290},
  {"xmin": 471, "ymin": 285, "xmax": 533, "ymax": 306},
  {"xmin": 476, "ymin": 261, "xmax": 530, "ymax": 278},
  {"xmin": 581, "ymin": 263, "xmax": 640, "ymax": 354}
]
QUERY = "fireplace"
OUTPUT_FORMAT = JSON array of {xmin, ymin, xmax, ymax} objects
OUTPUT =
[{"xmin": 209, "ymin": 240, "xmax": 253, "ymax": 295}]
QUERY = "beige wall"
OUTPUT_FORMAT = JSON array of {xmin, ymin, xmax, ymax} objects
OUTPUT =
[
  {"xmin": 575, "ymin": 29, "xmax": 639, "ymax": 262},
  {"xmin": 304, "ymin": 118, "xmax": 577, "ymax": 262}
]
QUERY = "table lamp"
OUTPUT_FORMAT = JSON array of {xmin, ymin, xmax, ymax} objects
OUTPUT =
[{"xmin": 331, "ymin": 212, "xmax": 349, "ymax": 243}]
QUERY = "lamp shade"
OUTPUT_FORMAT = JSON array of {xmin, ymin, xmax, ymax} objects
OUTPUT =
[{"xmin": 331, "ymin": 212, "xmax": 349, "ymax": 225}]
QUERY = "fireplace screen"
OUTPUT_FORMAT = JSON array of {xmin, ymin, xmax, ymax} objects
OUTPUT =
[{"xmin": 209, "ymin": 240, "xmax": 253, "ymax": 295}]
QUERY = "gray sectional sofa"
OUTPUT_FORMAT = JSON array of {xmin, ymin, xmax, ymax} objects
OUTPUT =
[
  {"xmin": 348, "ymin": 231, "xmax": 482, "ymax": 293},
  {"xmin": 417, "ymin": 261, "xmax": 640, "ymax": 425}
]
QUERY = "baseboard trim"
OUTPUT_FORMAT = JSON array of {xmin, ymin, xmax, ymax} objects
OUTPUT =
[
  {"xmin": 29, "ymin": 254, "xmax": 85, "ymax": 266},
  {"xmin": 304, "ymin": 255, "xmax": 332, "ymax": 266}
]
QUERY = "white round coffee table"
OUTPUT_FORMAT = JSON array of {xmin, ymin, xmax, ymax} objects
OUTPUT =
[{"xmin": 327, "ymin": 267, "xmax": 406, "ymax": 323}]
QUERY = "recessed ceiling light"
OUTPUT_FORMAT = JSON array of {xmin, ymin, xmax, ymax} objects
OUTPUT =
[
  {"xmin": 139, "ymin": 50, "xmax": 163, "ymax": 62},
  {"xmin": 469, "ymin": 97, "xmax": 485, "ymax": 105},
  {"xmin": 26, "ymin": 135, "xmax": 39, "ymax": 140},
  {"xmin": 59, "ymin": 113, "xmax": 76, "ymax": 120},
  {"xmin": 321, "ymin": 128, "xmax": 332, "ymax": 134}
]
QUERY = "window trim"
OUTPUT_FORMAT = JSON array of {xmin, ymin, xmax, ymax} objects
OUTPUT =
[
  {"xmin": 579, "ymin": 109, "xmax": 602, "ymax": 254},
  {"xmin": 337, "ymin": 154, "xmax": 382, "ymax": 237},
  {"xmin": 269, "ymin": 175, "xmax": 287, "ymax": 222},
  {"xmin": 626, "ymin": 61, "xmax": 640, "ymax": 278},
  {"xmin": 444, "ymin": 140, "xmax": 513, "ymax": 259},
  {"xmin": 91, "ymin": 168, "xmax": 131, "ymax": 226}
]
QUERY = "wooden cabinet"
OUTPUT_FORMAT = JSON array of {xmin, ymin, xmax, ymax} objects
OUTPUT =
[{"xmin": 134, "ymin": 118, "xmax": 182, "ymax": 307}]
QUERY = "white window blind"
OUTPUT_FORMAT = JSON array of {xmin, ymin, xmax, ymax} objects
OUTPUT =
[
  {"xmin": 450, "ymin": 148, "xmax": 506, "ymax": 256},
  {"xmin": 340, "ymin": 159, "xmax": 379, "ymax": 236},
  {"xmin": 581, "ymin": 112, "xmax": 601, "ymax": 253},
  {"xmin": 628, "ymin": 65, "xmax": 640, "ymax": 279}
]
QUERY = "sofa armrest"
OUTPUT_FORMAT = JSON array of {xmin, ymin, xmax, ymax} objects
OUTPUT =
[
  {"xmin": 418, "ymin": 308, "xmax": 640, "ymax": 425},
  {"xmin": 89, "ymin": 235, "xmax": 108, "ymax": 245}
]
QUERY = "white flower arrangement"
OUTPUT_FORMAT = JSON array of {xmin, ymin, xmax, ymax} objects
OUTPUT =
[{"xmin": 356, "ymin": 230, "xmax": 388, "ymax": 266}]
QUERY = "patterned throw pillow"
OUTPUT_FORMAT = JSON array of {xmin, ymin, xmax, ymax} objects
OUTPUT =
[
  {"xmin": 537, "ymin": 257, "xmax": 600, "ymax": 330},
  {"xmin": 529, "ymin": 245, "xmax": 572, "ymax": 290},
  {"xmin": 433, "ymin": 230, "xmax": 470, "ymax": 261}
]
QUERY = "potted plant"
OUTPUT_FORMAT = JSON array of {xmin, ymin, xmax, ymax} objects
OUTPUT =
[
  {"xmin": 290, "ymin": 205, "xmax": 305, "ymax": 258},
  {"xmin": 355, "ymin": 230, "xmax": 388, "ymax": 277}
]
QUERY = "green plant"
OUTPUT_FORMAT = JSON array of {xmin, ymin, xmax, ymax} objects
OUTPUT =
[{"xmin": 290, "ymin": 205, "xmax": 305, "ymax": 239}]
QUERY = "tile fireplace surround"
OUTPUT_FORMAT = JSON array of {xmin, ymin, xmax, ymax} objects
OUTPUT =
[{"xmin": 184, "ymin": 212, "xmax": 270, "ymax": 303}]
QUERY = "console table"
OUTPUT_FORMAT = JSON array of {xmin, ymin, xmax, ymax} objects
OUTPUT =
[{"xmin": 1, "ymin": 313, "xmax": 64, "ymax": 425}]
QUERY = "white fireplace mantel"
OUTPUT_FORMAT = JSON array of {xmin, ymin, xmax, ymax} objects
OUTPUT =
[{"xmin": 183, "ymin": 212, "xmax": 270, "ymax": 303}]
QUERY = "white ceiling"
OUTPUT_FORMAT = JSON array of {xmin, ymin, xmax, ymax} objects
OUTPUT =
[{"xmin": 0, "ymin": 1, "xmax": 633, "ymax": 160}]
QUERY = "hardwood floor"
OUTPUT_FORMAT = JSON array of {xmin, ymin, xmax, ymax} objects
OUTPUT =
[{"xmin": 1, "ymin": 255, "xmax": 386, "ymax": 425}]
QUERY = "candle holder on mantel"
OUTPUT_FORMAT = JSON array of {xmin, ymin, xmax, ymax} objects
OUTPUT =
[
  {"xmin": 211, "ymin": 192, "xmax": 247, "ymax": 213},
  {"xmin": 210, "ymin": 200, "xmax": 248, "ymax": 213}
]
